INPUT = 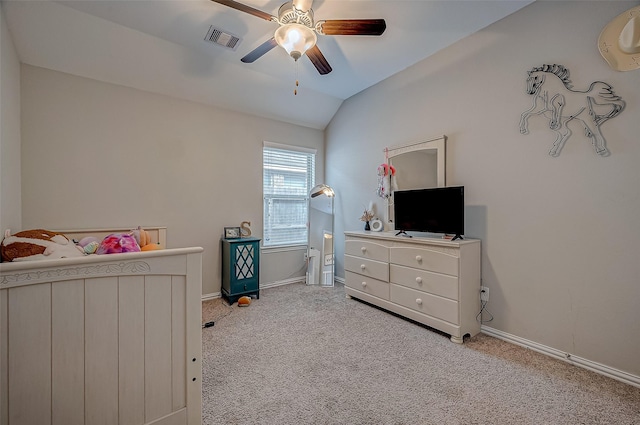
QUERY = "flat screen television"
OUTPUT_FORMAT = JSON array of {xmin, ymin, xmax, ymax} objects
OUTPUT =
[{"xmin": 393, "ymin": 186, "xmax": 464, "ymax": 240}]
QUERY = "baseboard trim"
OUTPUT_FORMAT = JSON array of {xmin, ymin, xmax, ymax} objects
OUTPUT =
[
  {"xmin": 481, "ymin": 326, "xmax": 640, "ymax": 389},
  {"xmin": 201, "ymin": 278, "xmax": 306, "ymax": 302},
  {"xmin": 260, "ymin": 277, "xmax": 305, "ymax": 289},
  {"xmin": 201, "ymin": 292, "xmax": 221, "ymax": 301}
]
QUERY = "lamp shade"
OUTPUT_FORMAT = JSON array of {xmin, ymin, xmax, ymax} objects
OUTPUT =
[{"xmin": 274, "ymin": 23, "xmax": 317, "ymax": 60}]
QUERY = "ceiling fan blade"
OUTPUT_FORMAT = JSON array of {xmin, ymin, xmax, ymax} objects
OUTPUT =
[
  {"xmin": 210, "ymin": 0, "xmax": 275, "ymax": 22},
  {"xmin": 317, "ymin": 19, "xmax": 386, "ymax": 36},
  {"xmin": 306, "ymin": 45, "xmax": 332, "ymax": 75},
  {"xmin": 241, "ymin": 38, "xmax": 278, "ymax": 63}
]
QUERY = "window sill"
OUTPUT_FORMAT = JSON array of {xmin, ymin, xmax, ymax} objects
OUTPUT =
[{"xmin": 261, "ymin": 244, "xmax": 307, "ymax": 253}]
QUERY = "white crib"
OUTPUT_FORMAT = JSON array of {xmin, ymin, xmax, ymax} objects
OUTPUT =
[{"xmin": 0, "ymin": 245, "xmax": 203, "ymax": 425}]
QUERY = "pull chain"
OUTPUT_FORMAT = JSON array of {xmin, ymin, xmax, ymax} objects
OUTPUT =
[{"xmin": 294, "ymin": 60, "xmax": 299, "ymax": 95}]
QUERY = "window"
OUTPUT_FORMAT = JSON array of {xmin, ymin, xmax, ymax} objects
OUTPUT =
[{"xmin": 263, "ymin": 142, "xmax": 316, "ymax": 247}]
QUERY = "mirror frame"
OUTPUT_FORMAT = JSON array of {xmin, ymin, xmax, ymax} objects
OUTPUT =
[
  {"xmin": 307, "ymin": 183, "xmax": 335, "ymax": 287},
  {"xmin": 385, "ymin": 135, "xmax": 447, "ymax": 223}
]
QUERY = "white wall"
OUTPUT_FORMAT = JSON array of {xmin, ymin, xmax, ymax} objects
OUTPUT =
[
  {"xmin": 326, "ymin": 1, "xmax": 640, "ymax": 378},
  {"xmin": 20, "ymin": 65, "xmax": 324, "ymax": 295},
  {"xmin": 0, "ymin": 5, "xmax": 22, "ymax": 232}
]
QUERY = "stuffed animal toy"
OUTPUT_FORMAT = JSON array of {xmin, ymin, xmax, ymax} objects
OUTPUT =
[
  {"xmin": 130, "ymin": 226, "xmax": 160, "ymax": 251},
  {"xmin": 1, "ymin": 229, "xmax": 84, "ymax": 262},
  {"xmin": 237, "ymin": 296, "xmax": 252, "ymax": 307},
  {"xmin": 130, "ymin": 226, "xmax": 149, "ymax": 247},
  {"xmin": 141, "ymin": 243, "xmax": 161, "ymax": 251},
  {"xmin": 96, "ymin": 233, "xmax": 141, "ymax": 255},
  {"xmin": 77, "ymin": 236, "xmax": 100, "ymax": 254}
]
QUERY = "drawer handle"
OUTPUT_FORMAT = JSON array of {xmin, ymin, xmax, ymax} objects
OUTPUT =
[
  {"xmin": 415, "ymin": 277, "xmax": 422, "ymax": 284},
  {"xmin": 415, "ymin": 255, "xmax": 422, "ymax": 262},
  {"xmin": 361, "ymin": 247, "xmax": 367, "ymax": 253},
  {"xmin": 416, "ymin": 298, "xmax": 423, "ymax": 305},
  {"xmin": 361, "ymin": 282, "xmax": 367, "ymax": 287},
  {"xmin": 360, "ymin": 264, "xmax": 366, "ymax": 270}
]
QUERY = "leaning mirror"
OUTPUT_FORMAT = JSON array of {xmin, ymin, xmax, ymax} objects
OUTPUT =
[
  {"xmin": 386, "ymin": 136, "xmax": 446, "ymax": 224},
  {"xmin": 307, "ymin": 184, "xmax": 335, "ymax": 287}
]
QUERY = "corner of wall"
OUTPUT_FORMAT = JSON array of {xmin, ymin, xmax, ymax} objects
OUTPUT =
[{"xmin": 0, "ymin": 6, "xmax": 22, "ymax": 232}]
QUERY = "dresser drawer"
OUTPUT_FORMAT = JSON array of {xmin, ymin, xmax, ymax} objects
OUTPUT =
[
  {"xmin": 390, "ymin": 284, "xmax": 459, "ymax": 325},
  {"xmin": 390, "ymin": 264, "xmax": 459, "ymax": 301},
  {"xmin": 345, "ymin": 271, "xmax": 389, "ymax": 300},
  {"xmin": 345, "ymin": 239, "xmax": 389, "ymax": 262},
  {"xmin": 390, "ymin": 246, "xmax": 458, "ymax": 276},
  {"xmin": 344, "ymin": 254, "xmax": 389, "ymax": 282}
]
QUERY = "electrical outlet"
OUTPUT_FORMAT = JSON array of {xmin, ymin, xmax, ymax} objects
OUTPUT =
[{"xmin": 480, "ymin": 286, "xmax": 490, "ymax": 302}]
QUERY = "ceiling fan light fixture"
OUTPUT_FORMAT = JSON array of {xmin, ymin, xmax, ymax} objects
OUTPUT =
[
  {"xmin": 274, "ymin": 23, "xmax": 317, "ymax": 60},
  {"xmin": 292, "ymin": 0, "xmax": 313, "ymax": 13},
  {"xmin": 211, "ymin": 0, "xmax": 385, "ymax": 75}
]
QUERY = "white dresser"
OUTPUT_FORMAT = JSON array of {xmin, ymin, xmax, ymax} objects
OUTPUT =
[{"xmin": 344, "ymin": 231, "xmax": 481, "ymax": 343}]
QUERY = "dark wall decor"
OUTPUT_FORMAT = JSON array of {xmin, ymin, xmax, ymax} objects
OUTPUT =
[{"xmin": 519, "ymin": 64, "xmax": 625, "ymax": 157}]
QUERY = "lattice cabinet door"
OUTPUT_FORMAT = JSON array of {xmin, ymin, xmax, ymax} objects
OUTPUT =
[{"xmin": 221, "ymin": 237, "xmax": 261, "ymax": 304}]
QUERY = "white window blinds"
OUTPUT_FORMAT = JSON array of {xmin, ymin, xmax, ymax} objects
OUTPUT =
[{"xmin": 263, "ymin": 144, "xmax": 316, "ymax": 247}]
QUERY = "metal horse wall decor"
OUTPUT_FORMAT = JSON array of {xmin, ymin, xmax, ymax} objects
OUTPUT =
[{"xmin": 519, "ymin": 64, "xmax": 625, "ymax": 157}]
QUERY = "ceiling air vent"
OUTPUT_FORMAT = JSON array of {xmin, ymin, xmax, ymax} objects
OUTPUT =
[{"xmin": 205, "ymin": 26, "xmax": 241, "ymax": 51}]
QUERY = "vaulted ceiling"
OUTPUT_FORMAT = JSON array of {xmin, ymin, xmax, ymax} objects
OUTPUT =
[{"xmin": 2, "ymin": 0, "xmax": 534, "ymax": 129}]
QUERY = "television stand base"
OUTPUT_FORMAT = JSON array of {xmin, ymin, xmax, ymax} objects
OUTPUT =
[{"xmin": 395, "ymin": 230, "xmax": 412, "ymax": 237}]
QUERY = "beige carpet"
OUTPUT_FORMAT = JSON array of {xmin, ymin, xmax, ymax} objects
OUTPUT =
[{"xmin": 201, "ymin": 283, "xmax": 640, "ymax": 425}]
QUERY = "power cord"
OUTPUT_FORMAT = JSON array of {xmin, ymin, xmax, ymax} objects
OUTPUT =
[
  {"xmin": 202, "ymin": 299, "xmax": 235, "ymax": 329},
  {"xmin": 476, "ymin": 294, "xmax": 494, "ymax": 324}
]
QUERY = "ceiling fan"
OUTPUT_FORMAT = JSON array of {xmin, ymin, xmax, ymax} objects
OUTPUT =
[{"xmin": 211, "ymin": 0, "xmax": 386, "ymax": 75}]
